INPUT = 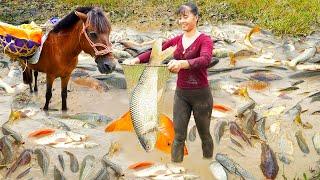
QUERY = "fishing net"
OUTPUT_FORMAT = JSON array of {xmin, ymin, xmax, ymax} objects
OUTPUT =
[{"xmin": 122, "ymin": 64, "xmax": 172, "ymax": 107}]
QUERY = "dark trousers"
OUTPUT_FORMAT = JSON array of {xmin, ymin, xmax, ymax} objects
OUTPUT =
[{"xmin": 171, "ymin": 87, "xmax": 213, "ymax": 162}]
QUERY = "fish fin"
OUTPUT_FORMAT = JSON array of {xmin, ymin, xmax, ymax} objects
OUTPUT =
[
  {"xmin": 105, "ymin": 111, "xmax": 134, "ymax": 132},
  {"xmin": 28, "ymin": 128, "xmax": 55, "ymax": 138}
]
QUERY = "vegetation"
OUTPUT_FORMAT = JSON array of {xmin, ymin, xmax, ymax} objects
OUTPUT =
[{"xmin": 0, "ymin": 0, "xmax": 319, "ymax": 36}]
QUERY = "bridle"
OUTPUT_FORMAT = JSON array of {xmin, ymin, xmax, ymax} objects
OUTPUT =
[{"xmin": 80, "ymin": 23, "xmax": 112, "ymax": 56}]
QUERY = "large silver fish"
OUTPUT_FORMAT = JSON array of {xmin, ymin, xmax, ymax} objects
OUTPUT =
[{"xmin": 123, "ymin": 39, "xmax": 175, "ymax": 152}]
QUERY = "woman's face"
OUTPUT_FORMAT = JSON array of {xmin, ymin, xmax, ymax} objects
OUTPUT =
[{"xmin": 178, "ymin": 7, "xmax": 198, "ymax": 32}]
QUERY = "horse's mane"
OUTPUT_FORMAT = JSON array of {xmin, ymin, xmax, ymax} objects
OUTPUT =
[{"xmin": 52, "ymin": 7, "xmax": 110, "ymax": 33}]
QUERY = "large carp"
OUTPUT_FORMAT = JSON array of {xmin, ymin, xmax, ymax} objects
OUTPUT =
[{"xmin": 123, "ymin": 39, "xmax": 176, "ymax": 152}]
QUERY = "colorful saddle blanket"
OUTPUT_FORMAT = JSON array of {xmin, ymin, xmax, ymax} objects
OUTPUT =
[{"xmin": 0, "ymin": 17, "xmax": 59, "ymax": 64}]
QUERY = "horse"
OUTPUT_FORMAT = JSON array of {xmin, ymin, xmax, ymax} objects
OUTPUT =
[{"xmin": 24, "ymin": 7, "xmax": 116, "ymax": 111}]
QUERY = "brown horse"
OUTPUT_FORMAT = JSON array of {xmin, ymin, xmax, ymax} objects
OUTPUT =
[{"xmin": 24, "ymin": 7, "xmax": 116, "ymax": 111}]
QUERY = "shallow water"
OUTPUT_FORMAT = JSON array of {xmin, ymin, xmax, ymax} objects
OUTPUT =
[{"xmin": 0, "ymin": 24, "xmax": 320, "ymax": 179}]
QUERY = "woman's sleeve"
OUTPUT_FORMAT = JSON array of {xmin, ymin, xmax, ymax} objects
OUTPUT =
[
  {"xmin": 138, "ymin": 36, "xmax": 179, "ymax": 63},
  {"xmin": 186, "ymin": 35, "xmax": 213, "ymax": 69}
]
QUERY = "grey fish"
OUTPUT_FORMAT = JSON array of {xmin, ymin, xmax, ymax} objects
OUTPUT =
[
  {"xmin": 255, "ymin": 117, "xmax": 267, "ymax": 141},
  {"xmin": 16, "ymin": 167, "xmax": 31, "ymax": 179},
  {"xmin": 0, "ymin": 79, "xmax": 14, "ymax": 94},
  {"xmin": 188, "ymin": 125, "xmax": 197, "ymax": 142},
  {"xmin": 265, "ymin": 65, "xmax": 288, "ymax": 71},
  {"xmin": 208, "ymin": 66, "xmax": 247, "ymax": 75},
  {"xmin": 310, "ymin": 96, "xmax": 320, "ymax": 103},
  {"xmin": 58, "ymin": 154, "xmax": 65, "ymax": 172},
  {"xmin": 308, "ymin": 91, "xmax": 320, "ymax": 98},
  {"xmin": 230, "ymin": 136, "xmax": 244, "ymax": 149},
  {"xmin": 242, "ymin": 67, "xmax": 270, "ymax": 74},
  {"xmin": 279, "ymin": 86, "xmax": 299, "ymax": 92},
  {"xmin": 215, "ymin": 153, "xmax": 256, "ymax": 180},
  {"xmin": 6, "ymin": 149, "xmax": 33, "ymax": 178},
  {"xmin": 307, "ymin": 53, "xmax": 320, "ymax": 63},
  {"xmin": 242, "ymin": 110, "xmax": 257, "ymax": 135},
  {"xmin": 54, "ymin": 165, "xmax": 66, "ymax": 180},
  {"xmin": 312, "ymin": 132, "xmax": 320, "ymax": 155},
  {"xmin": 260, "ymin": 143, "xmax": 279, "ymax": 179},
  {"xmin": 214, "ymin": 120, "xmax": 227, "ymax": 144},
  {"xmin": 285, "ymin": 103, "xmax": 301, "ymax": 122},
  {"xmin": 0, "ymin": 135, "xmax": 14, "ymax": 165},
  {"xmin": 64, "ymin": 151, "xmax": 79, "ymax": 173},
  {"xmin": 66, "ymin": 113, "xmax": 113, "ymax": 125},
  {"xmin": 34, "ymin": 148, "xmax": 50, "ymax": 175},
  {"xmin": 102, "ymin": 155, "xmax": 124, "ymax": 177},
  {"xmin": 295, "ymin": 130, "xmax": 310, "ymax": 154},
  {"xmin": 2, "ymin": 123, "xmax": 23, "ymax": 143},
  {"xmin": 236, "ymin": 100, "xmax": 255, "ymax": 117},
  {"xmin": 278, "ymin": 134, "xmax": 294, "ymax": 164},
  {"xmin": 37, "ymin": 118, "xmax": 71, "ymax": 131},
  {"xmin": 93, "ymin": 73, "xmax": 127, "ymax": 89},
  {"xmin": 250, "ymin": 72, "xmax": 282, "ymax": 82},
  {"xmin": 290, "ymin": 80, "xmax": 304, "ymax": 86},
  {"xmin": 289, "ymin": 71, "xmax": 320, "ymax": 79},
  {"xmin": 229, "ymin": 121, "xmax": 252, "ymax": 146},
  {"xmin": 93, "ymin": 167, "xmax": 109, "ymax": 180},
  {"xmin": 79, "ymin": 155, "xmax": 95, "ymax": 180},
  {"xmin": 311, "ymin": 110, "xmax": 320, "ymax": 115},
  {"xmin": 288, "ymin": 46, "xmax": 316, "ymax": 66}
]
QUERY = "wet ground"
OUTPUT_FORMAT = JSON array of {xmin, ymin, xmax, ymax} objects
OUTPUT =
[{"xmin": 0, "ymin": 23, "xmax": 320, "ymax": 179}]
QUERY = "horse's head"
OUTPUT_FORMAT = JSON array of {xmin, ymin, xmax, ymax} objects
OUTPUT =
[{"xmin": 76, "ymin": 8, "xmax": 115, "ymax": 74}]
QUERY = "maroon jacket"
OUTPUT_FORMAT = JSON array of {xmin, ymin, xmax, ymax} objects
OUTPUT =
[{"xmin": 138, "ymin": 33, "xmax": 213, "ymax": 89}]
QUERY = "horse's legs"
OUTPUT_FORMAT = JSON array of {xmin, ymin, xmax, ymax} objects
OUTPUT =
[
  {"xmin": 43, "ymin": 74, "xmax": 55, "ymax": 111},
  {"xmin": 61, "ymin": 75, "xmax": 71, "ymax": 111},
  {"xmin": 34, "ymin": 71, "xmax": 38, "ymax": 92}
]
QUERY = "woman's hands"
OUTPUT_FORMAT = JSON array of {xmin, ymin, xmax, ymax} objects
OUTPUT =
[
  {"xmin": 122, "ymin": 57, "xmax": 140, "ymax": 65},
  {"xmin": 168, "ymin": 60, "xmax": 190, "ymax": 73},
  {"xmin": 122, "ymin": 58, "xmax": 189, "ymax": 74}
]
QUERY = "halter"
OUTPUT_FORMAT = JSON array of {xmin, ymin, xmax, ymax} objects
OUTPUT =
[{"xmin": 81, "ymin": 23, "xmax": 112, "ymax": 56}]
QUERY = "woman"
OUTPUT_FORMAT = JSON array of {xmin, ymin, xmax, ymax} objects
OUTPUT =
[{"xmin": 123, "ymin": 2, "xmax": 214, "ymax": 163}]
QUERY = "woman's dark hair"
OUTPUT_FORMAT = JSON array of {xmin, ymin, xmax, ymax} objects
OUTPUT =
[{"xmin": 176, "ymin": 2, "xmax": 199, "ymax": 17}]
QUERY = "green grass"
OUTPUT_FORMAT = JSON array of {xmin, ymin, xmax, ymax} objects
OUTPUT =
[
  {"xmin": 1, "ymin": 0, "xmax": 318, "ymax": 36},
  {"xmin": 59, "ymin": 0, "xmax": 320, "ymax": 36}
]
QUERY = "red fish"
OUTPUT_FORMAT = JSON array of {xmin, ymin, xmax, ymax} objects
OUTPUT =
[
  {"xmin": 28, "ymin": 128, "xmax": 55, "ymax": 138},
  {"xmin": 213, "ymin": 104, "xmax": 231, "ymax": 112},
  {"xmin": 128, "ymin": 161, "xmax": 154, "ymax": 170},
  {"xmin": 105, "ymin": 111, "xmax": 188, "ymax": 155}
]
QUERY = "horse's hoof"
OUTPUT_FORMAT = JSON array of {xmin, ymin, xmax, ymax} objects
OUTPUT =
[
  {"xmin": 34, "ymin": 88, "xmax": 38, "ymax": 92},
  {"xmin": 43, "ymin": 106, "xmax": 49, "ymax": 111},
  {"xmin": 62, "ymin": 107, "xmax": 68, "ymax": 111}
]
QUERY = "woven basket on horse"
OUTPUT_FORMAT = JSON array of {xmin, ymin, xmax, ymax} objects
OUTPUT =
[{"xmin": 0, "ymin": 21, "xmax": 42, "ymax": 58}]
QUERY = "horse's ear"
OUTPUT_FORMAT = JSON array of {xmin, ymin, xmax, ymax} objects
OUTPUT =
[{"xmin": 75, "ymin": 11, "xmax": 87, "ymax": 22}]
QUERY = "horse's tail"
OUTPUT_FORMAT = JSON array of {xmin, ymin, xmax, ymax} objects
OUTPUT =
[{"xmin": 23, "ymin": 67, "xmax": 33, "ymax": 85}]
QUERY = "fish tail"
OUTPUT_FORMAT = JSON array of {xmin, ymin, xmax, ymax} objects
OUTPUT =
[{"xmin": 105, "ymin": 111, "xmax": 134, "ymax": 132}]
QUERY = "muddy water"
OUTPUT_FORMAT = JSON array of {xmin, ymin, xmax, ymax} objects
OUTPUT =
[{"xmin": 1, "ymin": 25, "xmax": 320, "ymax": 179}]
